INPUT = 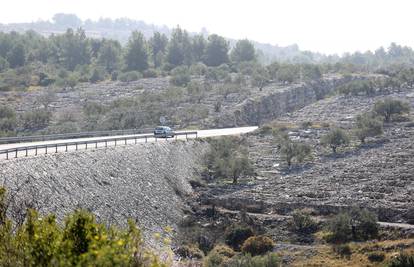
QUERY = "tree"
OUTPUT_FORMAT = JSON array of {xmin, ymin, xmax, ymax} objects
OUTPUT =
[
  {"xmin": 373, "ymin": 98, "xmax": 410, "ymax": 122},
  {"xmin": 124, "ymin": 31, "xmax": 149, "ymax": 71},
  {"xmin": 203, "ymin": 34, "xmax": 229, "ymax": 67},
  {"xmin": 191, "ymin": 34, "xmax": 206, "ymax": 63},
  {"xmin": 166, "ymin": 27, "xmax": 192, "ymax": 67},
  {"xmin": 277, "ymin": 134, "xmax": 312, "ymax": 168},
  {"xmin": 6, "ymin": 43, "xmax": 26, "ymax": 68},
  {"xmin": 252, "ymin": 66, "xmax": 270, "ymax": 91},
  {"xmin": 149, "ymin": 32, "xmax": 168, "ymax": 68},
  {"xmin": 354, "ymin": 113, "xmax": 383, "ymax": 143},
  {"xmin": 322, "ymin": 128, "xmax": 350, "ymax": 153},
  {"xmin": 0, "ymin": 56, "xmax": 9, "ymax": 71},
  {"xmin": 230, "ymin": 39, "xmax": 256, "ymax": 63},
  {"xmin": 97, "ymin": 40, "xmax": 121, "ymax": 73}
]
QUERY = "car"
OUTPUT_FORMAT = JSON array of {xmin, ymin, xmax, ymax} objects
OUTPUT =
[{"xmin": 153, "ymin": 126, "xmax": 175, "ymax": 138}]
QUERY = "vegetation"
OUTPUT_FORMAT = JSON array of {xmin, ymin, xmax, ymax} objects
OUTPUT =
[
  {"xmin": 241, "ymin": 236, "xmax": 275, "ymax": 256},
  {"xmin": 224, "ymin": 225, "xmax": 254, "ymax": 251},
  {"xmin": 327, "ymin": 208, "xmax": 379, "ymax": 243},
  {"xmin": 321, "ymin": 128, "xmax": 350, "ymax": 154},
  {"xmin": 354, "ymin": 113, "xmax": 383, "ymax": 143},
  {"xmin": 373, "ymin": 98, "xmax": 410, "ymax": 122},
  {"xmin": 388, "ymin": 253, "xmax": 414, "ymax": 267},
  {"xmin": 276, "ymin": 134, "xmax": 312, "ymax": 167},
  {"xmin": 291, "ymin": 209, "xmax": 318, "ymax": 235},
  {"xmin": 0, "ymin": 187, "xmax": 168, "ymax": 267},
  {"xmin": 204, "ymin": 137, "xmax": 254, "ymax": 184}
]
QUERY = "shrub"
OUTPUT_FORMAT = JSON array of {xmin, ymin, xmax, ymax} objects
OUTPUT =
[
  {"xmin": 21, "ymin": 109, "xmax": 51, "ymax": 131},
  {"xmin": 321, "ymin": 128, "xmax": 350, "ymax": 153},
  {"xmin": 291, "ymin": 209, "xmax": 318, "ymax": 235},
  {"xmin": 368, "ymin": 252, "xmax": 385, "ymax": 262},
  {"xmin": 328, "ymin": 209, "xmax": 378, "ymax": 243},
  {"xmin": 388, "ymin": 253, "xmax": 414, "ymax": 267},
  {"xmin": 332, "ymin": 244, "xmax": 352, "ymax": 258},
  {"xmin": 89, "ymin": 67, "xmax": 106, "ymax": 83},
  {"xmin": 222, "ymin": 253, "xmax": 280, "ymax": 267},
  {"xmin": 142, "ymin": 68, "xmax": 158, "ymax": 78},
  {"xmin": 204, "ymin": 245, "xmax": 235, "ymax": 267},
  {"xmin": 241, "ymin": 236, "xmax": 275, "ymax": 256},
  {"xmin": 176, "ymin": 244, "xmax": 204, "ymax": 259},
  {"xmin": 337, "ymin": 79, "xmax": 375, "ymax": 96},
  {"xmin": 211, "ymin": 245, "xmax": 236, "ymax": 258},
  {"xmin": 118, "ymin": 71, "xmax": 142, "ymax": 82},
  {"xmin": 354, "ymin": 113, "xmax": 383, "ymax": 143},
  {"xmin": 0, "ymin": 105, "xmax": 17, "ymax": 134},
  {"xmin": 224, "ymin": 225, "xmax": 254, "ymax": 250},
  {"xmin": 373, "ymin": 98, "xmax": 410, "ymax": 122},
  {"xmin": 277, "ymin": 134, "xmax": 312, "ymax": 167},
  {"xmin": 204, "ymin": 137, "xmax": 254, "ymax": 184},
  {"xmin": 170, "ymin": 66, "xmax": 191, "ymax": 87}
]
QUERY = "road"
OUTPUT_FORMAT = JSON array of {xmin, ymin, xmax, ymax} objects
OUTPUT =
[{"xmin": 0, "ymin": 126, "xmax": 258, "ymax": 159}]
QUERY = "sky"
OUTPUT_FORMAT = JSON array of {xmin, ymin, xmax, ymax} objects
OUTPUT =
[{"xmin": 0, "ymin": 0, "xmax": 413, "ymax": 55}]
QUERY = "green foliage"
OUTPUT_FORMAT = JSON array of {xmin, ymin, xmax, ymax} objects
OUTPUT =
[
  {"xmin": 373, "ymin": 98, "xmax": 410, "ymax": 122},
  {"xmin": 277, "ymin": 134, "xmax": 312, "ymax": 167},
  {"xmin": 0, "ymin": 187, "xmax": 167, "ymax": 267},
  {"xmin": 241, "ymin": 236, "xmax": 275, "ymax": 256},
  {"xmin": 327, "ymin": 208, "xmax": 379, "ymax": 243},
  {"xmin": 97, "ymin": 40, "xmax": 122, "ymax": 73},
  {"xmin": 124, "ymin": 31, "xmax": 149, "ymax": 71},
  {"xmin": 224, "ymin": 225, "xmax": 254, "ymax": 250},
  {"xmin": 118, "ymin": 71, "xmax": 142, "ymax": 82},
  {"xmin": 0, "ymin": 105, "xmax": 17, "ymax": 135},
  {"xmin": 230, "ymin": 39, "xmax": 256, "ymax": 64},
  {"xmin": 21, "ymin": 109, "xmax": 52, "ymax": 131},
  {"xmin": 166, "ymin": 26, "xmax": 192, "ymax": 67},
  {"xmin": 203, "ymin": 245, "xmax": 235, "ymax": 267},
  {"xmin": 291, "ymin": 209, "xmax": 318, "ymax": 235},
  {"xmin": 321, "ymin": 128, "xmax": 350, "ymax": 153},
  {"xmin": 205, "ymin": 137, "xmax": 254, "ymax": 184},
  {"xmin": 203, "ymin": 34, "xmax": 229, "ymax": 67},
  {"xmin": 170, "ymin": 66, "xmax": 191, "ymax": 87},
  {"xmin": 222, "ymin": 253, "xmax": 280, "ymax": 267},
  {"xmin": 0, "ymin": 56, "xmax": 10, "ymax": 72},
  {"xmin": 149, "ymin": 32, "xmax": 168, "ymax": 68},
  {"xmin": 354, "ymin": 113, "xmax": 383, "ymax": 143},
  {"xmin": 337, "ymin": 79, "xmax": 375, "ymax": 96},
  {"xmin": 368, "ymin": 252, "xmax": 385, "ymax": 262},
  {"xmin": 176, "ymin": 244, "xmax": 204, "ymax": 259},
  {"xmin": 388, "ymin": 253, "xmax": 414, "ymax": 267},
  {"xmin": 89, "ymin": 66, "xmax": 106, "ymax": 83}
]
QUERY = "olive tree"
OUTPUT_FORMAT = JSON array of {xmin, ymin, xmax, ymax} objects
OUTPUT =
[
  {"xmin": 354, "ymin": 113, "xmax": 383, "ymax": 143},
  {"xmin": 322, "ymin": 128, "xmax": 350, "ymax": 153},
  {"xmin": 373, "ymin": 98, "xmax": 410, "ymax": 122}
]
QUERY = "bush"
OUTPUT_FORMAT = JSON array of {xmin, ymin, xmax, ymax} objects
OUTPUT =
[
  {"xmin": 89, "ymin": 67, "xmax": 106, "ymax": 83},
  {"xmin": 0, "ymin": 187, "xmax": 167, "ymax": 267},
  {"xmin": 118, "ymin": 71, "xmax": 142, "ymax": 82},
  {"xmin": 291, "ymin": 209, "xmax": 318, "ymax": 235},
  {"xmin": 277, "ymin": 134, "xmax": 312, "ymax": 167},
  {"xmin": 211, "ymin": 245, "xmax": 236, "ymax": 258},
  {"xmin": 176, "ymin": 244, "xmax": 204, "ymax": 259},
  {"xmin": 388, "ymin": 253, "xmax": 414, "ymax": 267},
  {"xmin": 354, "ymin": 113, "xmax": 383, "ymax": 143},
  {"xmin": 142, "ymin": 68, "xmax": 158, "ymax": 78},
  {"xmin": 222, "ymin": 253, "xmax": 280, "ymax": 267},
  {"xmin": 321, "ymin": 128, "xmax": 350, "ymax": 153},
  {"xmin": 337, "ymin": 79, "xmax": 375, "ymax": 96},
  {"xmin": 0, "ymin": 105, "xmax": 17, "ymax": 134},
  {"xmin": 21, "ymin": 109, "xmax": 51, "ymax": 131},
  {"xmin": 328, "ymin": 209, "xmax": 378, "ymax": 243},
  {"xmin": 204, "ymin": 245, "xmax": 235, "ymax": 267},
  {"xmin": 224, "ymin": 225, "xmax": 254, "ymax": 250},
  {"xmin": 204, "ymin": 137, "xmax": 254, "ymax": 184},
  {"xmin": 368, "ymin": 252, "xmax": 385, "ymax": 262},
  {"xmin": 241, "ymin": 236, "xmax": 275, "ymax": 256},
  {"xmin": 373, "ymin": 98, "xmax": 410, "ymax": 122},
  {"xmin": 170, "ymin": 66, "xmax": 191, "ymax": 87},
  {"xmin": 332, "ymin": 244, "xmax": 352, "ymax": 258}
]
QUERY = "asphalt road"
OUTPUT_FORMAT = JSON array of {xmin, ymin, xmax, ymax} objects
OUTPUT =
[{"xmin": 0, "ymin": 126, "xmax": 258, "ymax": 160}]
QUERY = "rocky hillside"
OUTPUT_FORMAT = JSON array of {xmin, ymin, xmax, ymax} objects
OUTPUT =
[{"xmin": 0, "ymin": 140, "xmax": 208, "ymax": 245}]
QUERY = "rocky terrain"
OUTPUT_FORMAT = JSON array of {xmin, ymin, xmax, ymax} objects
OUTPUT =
[
  {"xmin": 197, "ymin": 90, "xmax": 414, "ymax": 228},
  {"xmin": 0, "ymin": 140, "xmax": 208, "ymax": 246}
]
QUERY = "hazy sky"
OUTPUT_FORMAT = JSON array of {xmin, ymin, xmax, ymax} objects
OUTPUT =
[{"xmin": 0, "ymin": 0, "xmax": 413, "ymax": 54}]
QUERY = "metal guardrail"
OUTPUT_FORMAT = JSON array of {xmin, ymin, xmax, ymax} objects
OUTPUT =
[
  {"xmin": 0, "ymin": 128, "xmax": 154, "ymax": 144},
  {"xmin": 0, "ymin": 131, "xmax": 198, "ymax": 160}
]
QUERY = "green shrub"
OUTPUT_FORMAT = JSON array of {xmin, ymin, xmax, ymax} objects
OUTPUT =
[
  {"xmin": 224, "ymin": 225, "xmax": 254, "ymax": 250},
  {"xmin": 89, "ymin": 67, "xmax": 106, "ymax": 83},
  {"xmin": 388, "ymin": 253, "xmax": 414, "ymax": 267},
  {"xmin": 142, "ymin": 68, "xmax": 158, "ymax": 78},
  {"xmin": 277, "ymin": 134, "xmax": 312, "ymax": 167},
  {"xmin": 21, "ymin": 109, "xmax": 51, "ymax": 131},
  {"xmin": 241, "ymin": 236, "xmax": 275, "ymax": 256},
  {"xmin": 327, "ymin": 213, "xmax": 353, "ymax": 243},
  {"xmin": 368, "ymin": 252, "xmax": 385, "ymax": 262},
  {"xmin": 337, "ymin": 79, "xmax": 375, "ymax": 96},
  {"xmin": 0, "ymin": 105, "xmax": 17, "ymax": 134},
  {"xmin": 170, "ymin": 66, "xmax": 191, "ymax": 87},
  {"xmin": 373, "ymin": 98, "xmax": 410, "ymax": 122},
  {"xmin": 176, "ymin": 244, "xmax": 204, "ymax": 259},
  {"xmin": 354, "ymin": 113, "xmax": 383, "ymax": 143},
  {"xmin": 118, "ymin": 71, "xmax": 142, "ymax": 82},
  {"xmin": 291, "ymin": 209, "xmax": 318, "ymax": 235},
  {"xmin": 204, "ymin": 245, "xmax": 235, "ymax": 267},
  {"xmin": 321, "ymin": 128, "xmax": 350, "ymax": 153},
  {"xmin": 211, "ymin": 245, "xmax": 236, "ymax": 258}
]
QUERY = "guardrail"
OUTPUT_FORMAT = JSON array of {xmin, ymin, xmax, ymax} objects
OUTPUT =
[
  {"xmin": 0, "ymin": 128, "xmax": 155, "ymax": 144},
  {"xmin": 0, "ymin": 131, "xmax": 198, "ymax": 160}
]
